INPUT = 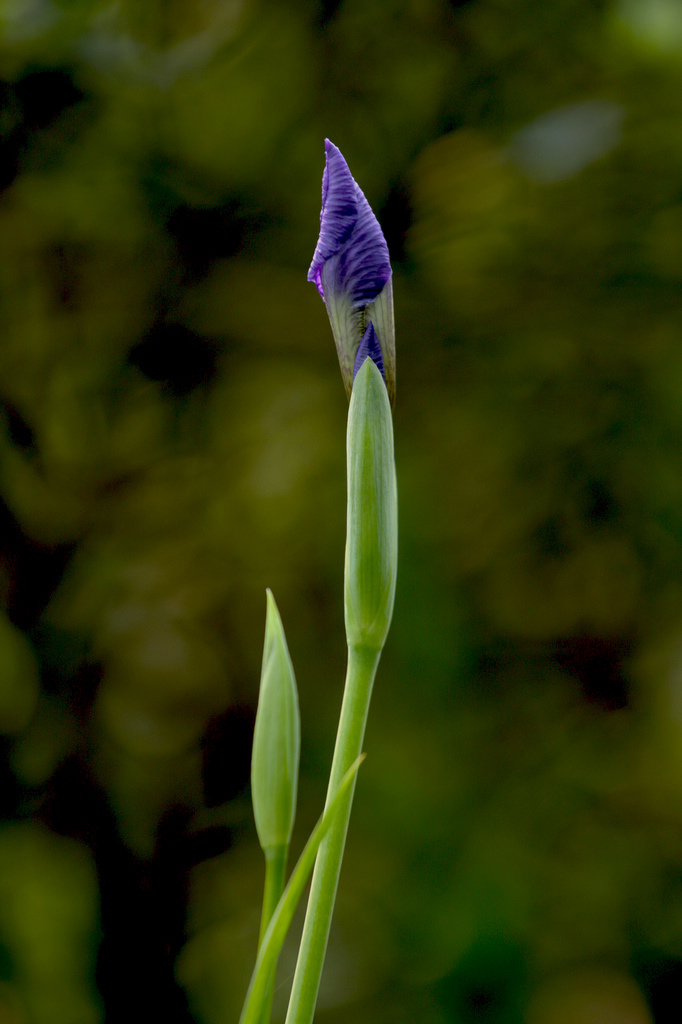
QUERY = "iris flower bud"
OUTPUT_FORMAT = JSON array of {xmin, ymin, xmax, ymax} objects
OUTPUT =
[
  {"xmin": 251, "ymin": 590, "xmax": 301, "ymax": 853},
  {"xmin": 344, "ymin": 357, "xmax": 398, "ymax": 651},
  {"xmin": 308, "ymin": 140, "xmax": 396, "ymax": 404}
]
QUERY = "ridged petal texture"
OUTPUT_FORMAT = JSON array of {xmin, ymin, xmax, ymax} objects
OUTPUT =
[
  {"xmin": 308, "ymin": 140, "xmax": 395, "ymax": 404},
  {"xmin": 308, "ymin": 141, "xmax": 391, "ymax": 303}
]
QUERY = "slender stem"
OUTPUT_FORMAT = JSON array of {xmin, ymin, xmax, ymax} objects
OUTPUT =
[
  {"xmin": 257, "ymin": 845, "xmax": 288, "ymax": 1024},
  {"xmin": 285, "ymin": 642, "xmax": 381, "ymax": 1024},
  {"xmin": 239, "ymin": 757, "xmax": 365, "ymax": 1024},
  {"xmin": 259, "ymin": 846, "xmax": 288, "ymax": 949}
]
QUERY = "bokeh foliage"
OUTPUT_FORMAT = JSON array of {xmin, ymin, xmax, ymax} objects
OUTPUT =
[{"xmin": 1, "ymin": 0, "xmax": 682, "ymax": 1021}]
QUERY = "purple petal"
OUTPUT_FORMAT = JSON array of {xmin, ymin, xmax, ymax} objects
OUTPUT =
[
  {"xmin": 353, "ymin": 322, "xmax": 385, "ymax": 383},
  {"xmin": 308, "ymin": 141, "xmax": 391, "ymax": 307},
  {"xmin": 307, "ymin": 141, "xmax": 358, "ymax": 297},
  {"xmin": 337, "ymin": 182, "xmax": 392, "ymax": 307}
]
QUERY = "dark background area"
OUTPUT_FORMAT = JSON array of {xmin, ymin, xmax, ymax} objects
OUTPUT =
[{"xmin": 1, "ymin": 1, "xmax": 682, "ymax": 1022}]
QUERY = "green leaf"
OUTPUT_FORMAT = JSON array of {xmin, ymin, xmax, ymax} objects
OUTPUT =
[{"xmin": 344, "ymin": 358, "xmax": 398, "ymax": 652}]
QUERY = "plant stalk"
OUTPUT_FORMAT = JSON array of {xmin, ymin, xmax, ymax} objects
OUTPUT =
[
  {"xmin": 257, "ymin": 845, "xmax": 288, "ymax": 1024},
  {"xmin": 284, "ymin": 642, "xmax": 381, "ymax": 1024}
]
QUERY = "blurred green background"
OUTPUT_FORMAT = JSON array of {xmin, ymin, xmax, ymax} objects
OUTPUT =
[{"xmin": 1, "ymin": 0, "xmax": 682, "ymax": 1021}]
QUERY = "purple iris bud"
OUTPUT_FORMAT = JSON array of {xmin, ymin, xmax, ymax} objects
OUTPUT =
[
  {"xmin": 353, "ymin": 323, "xmax": 384, "ymax": 383},
  {"xmin": 308, "ymin": 140, "xmax": 396, "ymax": 404}
]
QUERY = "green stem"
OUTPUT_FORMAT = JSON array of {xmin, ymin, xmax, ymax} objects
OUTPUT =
[
  {"xmin": 259, "ymin": 846, "xmax": 288, "ymax": 949},
  {"xmin": 239, "ymin": 757, "xmax": 365, "ymax": 1024},
  {"xmin": 257, "ymin": 845, "xmax": 288, "ymax": 1024},
  {"xmin": 284, "ymin": 642, "xmax": 381, "ymax": 1024}
]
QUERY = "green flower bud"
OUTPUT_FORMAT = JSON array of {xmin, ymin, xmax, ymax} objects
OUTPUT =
[
  {"xmin": 251, "ymin": 590, "xmax": 300, "ymax": 853},
  {"xmin": 344, "ymin": 358, "xmax": 398, "ymax": 651}
]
